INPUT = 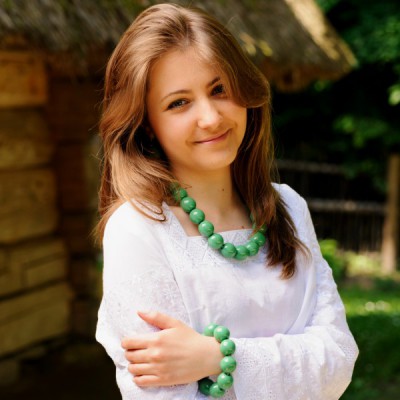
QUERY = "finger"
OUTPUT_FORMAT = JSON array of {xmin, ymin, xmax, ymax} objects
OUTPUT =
[
  {"xmin": 125, "ymin": 349, "xmax": 149, "ymax": 363},
  {"xmin": 128, "ymin": 362, "xmax": 154, "ymax": 376},
  {"xmin": 121, "ymin": 335, "xmax": 152, "ymax": 350},
  {"xmin": 137, "ymin": 311, "xmax": 182, "ymax": 330},
  {"xmin": 133, "ymin": 374, "xmax": 161, "ymax": 387}
]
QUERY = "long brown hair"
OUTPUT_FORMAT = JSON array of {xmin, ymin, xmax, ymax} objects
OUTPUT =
[{"xmin": 97, "ymin": 3, "xmax": 304, "ymax": 278}]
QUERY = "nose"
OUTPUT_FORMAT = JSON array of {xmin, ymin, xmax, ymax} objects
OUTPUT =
[{"xmin": 197, "ymin": 99, "xmax": 223, "ymax": 130}]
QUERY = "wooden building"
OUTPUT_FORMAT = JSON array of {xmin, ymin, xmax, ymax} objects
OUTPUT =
[{"xmin": 0, "ymin": 0, "xmax": 356, "ymax": 384}]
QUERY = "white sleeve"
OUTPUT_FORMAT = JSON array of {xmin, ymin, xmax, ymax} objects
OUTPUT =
[
  {"xmin": 95, "ymin": 205, "xmax": 198, "ymax": 399},
  {"xmin": 231, "ymin": 196, "xmax": 359, "ymax": 400}
]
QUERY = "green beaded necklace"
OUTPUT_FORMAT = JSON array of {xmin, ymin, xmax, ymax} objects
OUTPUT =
[{"xmin": 172, "ymin": 187, "xmax": 267, "ymax": 260}]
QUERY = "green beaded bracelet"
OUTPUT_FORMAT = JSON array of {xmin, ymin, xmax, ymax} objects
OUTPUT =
[{"xmin": 198, "ymin": 324, "xmax": 236, "ymax": 398}]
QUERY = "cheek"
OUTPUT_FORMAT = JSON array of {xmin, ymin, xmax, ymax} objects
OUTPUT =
[
  {"xmin": 153, "ymin": 125, "xmax": 188, "ymax": 160},
  {"xmin": 152, "ymin": 112, "xmax": 193, "ymax": 146},
  {"xmin": 154, "ymin": 131, "xmax": 177, "ymax": 156},
  {"xmin": 149, "ymin": 115, "xmax": 175, "ymax": 146}
]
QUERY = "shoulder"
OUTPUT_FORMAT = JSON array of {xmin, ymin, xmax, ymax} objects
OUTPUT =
[
  {"xmin": 101, "ymin": 202, "xmax": 169, "ymax": 285},
  {"xmin": 273, "ymin": 183, "xmax": 316, "ymax": 247},
  {"xmin": 272, "ymin": 183, "xmax": 307, "ymax": 215},
  {"xmin": 272, "ymin": 183, "xmax": 310, "ymax": 236},
  {"xmin": 104, "ymin": 200, "xmax": 160, "ymax": 245}
]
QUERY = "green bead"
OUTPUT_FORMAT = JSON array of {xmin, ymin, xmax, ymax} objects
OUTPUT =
[
  {"xmin": 220, "ymin": 356, "xmax": 237, "ymax": 373},
  {"xmin": 172, "ymin": 185, "xmax": 263, "ymax": 262},
  {"xmin": 172, "ymin": 187, "xmax": 187, "ymax": 202},
  {"xmin": 203, "ymin": 323, "xmax": 219, "ymax": 337},
  {"xmin": 234, "ymin": 245, "xmax": 249, "ymax": 260},
  {"xmin": 180, "ymin": 197, "xmax": 196, "ymax": 213},
  {"xmin": 259, "ymin": 224, "xmax": 267, "ymax": 234},
  {"xmin": 220, "ymin": 339, "xmax": 236, "ymax": 356},
  {"xmin": 189, "ymin": 208, "xmax": 205, "ymax": 224},
  {"xmin": 245, "ymin": 240, "xmax": 259, "ymax": 256},
  {"xmin": 217, "ymin": 372, "xmax": 234, "ymax": 390},
  {"xmin": 198, "ymin": 377, "xmax": 213, "ymax": 395},
  {"xmin": 198, "ymin": 220, "xmax": 214, "ymax": 237},
  {"xmin": 208, "ymin": 233, "xmax": 224, "ymax": 249},
  {"xmin": 252, "ymin": 231, "xmax": 266, "ymax": 246},
  {"xmin": 220, "ymin": 243, "xmax": 237, "ymax": 258},
  {"xmin": 209, "ymin": 382, "xmax": 225, "ymax": 398},
  {"xmin": 214, "ymin": 326, "xmax": 230, "ymax": 342}
]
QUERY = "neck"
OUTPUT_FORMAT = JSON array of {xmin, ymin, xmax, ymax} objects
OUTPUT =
[
  {"xmin": 176, "ymin": 168, "xmax": 234, "ymax": 206},
  {"xmin": 171, "ymin": 167, "xmax": 250, "ymax": 230}
]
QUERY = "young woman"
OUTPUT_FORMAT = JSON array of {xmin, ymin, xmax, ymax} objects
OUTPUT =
[{"xmin": 95, "ymin": 3, "xmax": 358, "ymax": 399}]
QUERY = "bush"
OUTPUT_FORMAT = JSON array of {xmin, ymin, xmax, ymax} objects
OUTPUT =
[{"xmin": 319, "ymin": 239, "xmax": 347, "ymax": 281}]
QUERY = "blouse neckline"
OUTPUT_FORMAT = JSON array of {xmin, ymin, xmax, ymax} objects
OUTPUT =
[{"xmin": 162, "ymin": 202, "xmax": 254, "ymax": 240}]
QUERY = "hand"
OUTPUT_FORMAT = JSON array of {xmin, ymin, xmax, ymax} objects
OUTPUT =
[{"xmin": 122, "ymin": 311, "xmax": 221, "ymax": 387}]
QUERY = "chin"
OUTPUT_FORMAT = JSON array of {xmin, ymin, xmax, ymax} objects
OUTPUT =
[{"xmin": 200, "ymin": 156, "xmax": 237, "ymax": 171}]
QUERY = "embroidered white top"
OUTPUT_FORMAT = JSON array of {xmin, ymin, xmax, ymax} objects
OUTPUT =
[{"xmin": 95, "ymin": 183, "xmax": 359, "ymax": 400}]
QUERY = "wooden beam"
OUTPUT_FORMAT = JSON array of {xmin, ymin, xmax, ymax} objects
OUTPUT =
[
  {"xmin": 382, "ymin": 154, "xmax": 400, "ymax": 273},
  {"xmin": 306, "ymin": 199, "xmax": 385, "ymax": 214},
  {"xmin": 0, "ymin": 51, "xmax": 47, "ymax": 108}
]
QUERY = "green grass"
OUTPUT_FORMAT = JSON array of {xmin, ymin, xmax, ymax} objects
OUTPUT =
[
  {"xmin": 318, "ymin": 243, "xmax": 400, "ymax": 398},
  {"xmin": 339, "ymin": 278, "xmax": 400, "ymax": 400}
]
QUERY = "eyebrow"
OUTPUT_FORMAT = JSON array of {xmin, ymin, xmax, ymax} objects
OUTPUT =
[{"xmin": 161, "ymin": 76, "xmax": 221, "ymax": 102}]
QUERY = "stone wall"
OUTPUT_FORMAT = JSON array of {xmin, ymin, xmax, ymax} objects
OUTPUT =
[{"xmin": 0, "ymin": 51, "xmax": 72, "ymax": 382}]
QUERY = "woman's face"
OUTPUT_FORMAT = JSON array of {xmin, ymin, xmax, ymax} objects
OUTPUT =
[{"xmin": 146, "ymin": 48, "xmax": 247, "ymax": 178}]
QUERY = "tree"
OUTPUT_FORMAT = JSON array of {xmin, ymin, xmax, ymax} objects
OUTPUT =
[
  {"xmin": 273, "ymin": 0, "xmax": 400, "ymax": 191},
  {"xmin": 272, "ymin": 0, "xmax": 400, "ymax": 269}
]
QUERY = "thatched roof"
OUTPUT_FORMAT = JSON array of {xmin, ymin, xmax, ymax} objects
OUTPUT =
[{"xmin": 0, "ymin": 0, "xmax": 356, "ymax": 91}]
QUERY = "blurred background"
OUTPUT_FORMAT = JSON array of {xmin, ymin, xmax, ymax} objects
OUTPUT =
[{"xmin": 0, "ymin": 0, "xmax": 399, "ymax": 399}]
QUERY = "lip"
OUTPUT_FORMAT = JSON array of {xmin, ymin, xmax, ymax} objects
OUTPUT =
[{"xmin": 195, "ymin": 129, "xmax": 230, "ymax": 144}]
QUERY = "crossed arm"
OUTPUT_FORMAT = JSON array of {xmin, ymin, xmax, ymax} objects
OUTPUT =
[{"xmin": 122, "ymin": 310, "xmax": 221, "ymax": 387}]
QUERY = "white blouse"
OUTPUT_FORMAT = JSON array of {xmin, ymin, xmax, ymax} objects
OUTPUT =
[{"xmin": 96, "ymin": 183, "xmax": 358, "ymax": 400}]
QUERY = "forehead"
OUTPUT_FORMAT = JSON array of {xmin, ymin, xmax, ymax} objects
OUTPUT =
[{"xmin": 147, "ymin": 48, "xmax": 221, "ymax": 95}]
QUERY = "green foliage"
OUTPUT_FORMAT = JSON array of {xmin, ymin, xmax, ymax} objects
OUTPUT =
[
  {"xmin": 273, "ymin": 0, "xmax": 400, "ymax": 195},
  {"xmin": 317, "ymin": 0, "xmax": 400, "ymax": 62},
  {"xmin": 316, "ymin": 0, "xmax": 341, "ymax": 12},
  {"xmin": 345, "ymin": 252, "xmax": 382, "ymax": 276},
  {"xmin": 319, "ymin": 239, "xmax": 346, "ymax": 281},
  {"xmin": 388, "ymin": 83, "xmax": 400, "ymax": 106},
  {"xmin": 333, "ymin": 115, "xmax": 391, "ymax": 148},
  {"xmin": 317, "ymin": 0, "xmax": 400, "ymax": 107}
]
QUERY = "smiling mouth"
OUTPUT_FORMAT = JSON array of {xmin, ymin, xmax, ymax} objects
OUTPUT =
[{"xmin": 196, "ymin": 130, "xmax": 230, "ymax": 144}]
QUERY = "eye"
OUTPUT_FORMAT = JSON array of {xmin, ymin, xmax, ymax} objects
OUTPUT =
[
  {"xmin": 211, "ymin": 84, "xmax": 226, "ymax": 96},
  {"xmin": 167, "ymin": 99, "xmax": 188, "ymax": 110}
]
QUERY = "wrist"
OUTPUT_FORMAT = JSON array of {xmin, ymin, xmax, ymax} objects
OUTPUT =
[
  {"xmin": 203, "ymin": 335, "xmax": 223, "ymax": 376},
  {"xmin": 198, "ymin": 324, "xmax": 237, "ymax": 398}
]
